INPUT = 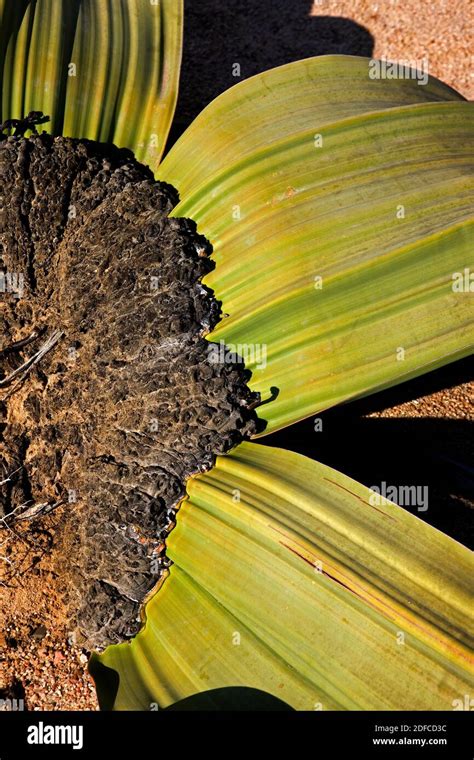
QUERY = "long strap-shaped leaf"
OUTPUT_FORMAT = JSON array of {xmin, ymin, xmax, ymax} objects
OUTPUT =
[
  {"xmin": 0, "ymin": 0, "xmax": 183, "ymax": 165},
  {"xmin": 92, "ymin": 443, "xmax": 474, "ymax": 710},
  {"xmin": 159, "ymin": 56, "xmax": 474, "ymax": 434}
]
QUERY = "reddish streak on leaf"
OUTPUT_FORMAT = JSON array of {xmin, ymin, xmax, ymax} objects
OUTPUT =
[
  {"xmin": 323, "ymin": 478, "xmax": 396, "ymax": 521},
  {"xmin": 280, "ymin": 541, "xmax": 360, "ymax": 595},
  {"xmin": 279, "ymin": 541, "xmax": 315, "ymax": 568},
  {"xmin": 278, "ymin": 542, "xmax": 470, "ymax": 665}
]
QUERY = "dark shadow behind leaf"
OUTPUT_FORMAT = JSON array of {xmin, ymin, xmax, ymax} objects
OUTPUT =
[{"xmin": 164, "ymin": 687, "xmax": 294, "ymax": 711}]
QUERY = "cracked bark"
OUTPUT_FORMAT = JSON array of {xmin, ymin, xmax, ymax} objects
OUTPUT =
[{"xmin": 0, "ymin": 133, "xmax": 259, "ymax": 649}]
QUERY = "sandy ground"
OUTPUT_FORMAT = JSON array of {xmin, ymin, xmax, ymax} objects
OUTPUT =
[
  {"xmin": 0, "ymin": 624, "xmax": 96, "ymax": 711},
  {"xmin": 312, "ymin": 0, "xmax": 472, "ymax": 98},
  {"xmin": 1, "ymin": 0, "xmax": 472, "ymax": 711}
]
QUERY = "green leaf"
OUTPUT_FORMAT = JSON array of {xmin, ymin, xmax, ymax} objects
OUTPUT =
[
  {"xmin": 0, "ymin": 0, "xmax": 183, "ymax": 166},
  {"xmin": 158, "ymin": 56, "xmax": 474, "ymax": 434},
  {"xmin": 91, "ymin": 443, "xmax": 474, "ymax": 711}
]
